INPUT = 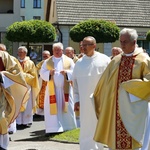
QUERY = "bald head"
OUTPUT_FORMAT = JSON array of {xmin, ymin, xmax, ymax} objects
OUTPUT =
[
  {"xmin": 65, "ymin": 47, "xmax": 75, "ymax": 58},
  {"xmin": 42, "ymin": 50, "xmax": 51, "ymax": 60},
  {"xmin": 0, "ymin": 44, "xmax": 6, "ymax": 51}
]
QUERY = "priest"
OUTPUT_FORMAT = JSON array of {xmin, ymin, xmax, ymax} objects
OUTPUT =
[
  {"xmin": 0, "ymin": 50, "xmax": 28, "ymax": 149},
  {"xmin": 72, "ymin": 36, "xmax": 110, "ymax": 150},
  {"xmin": 40, "ymin": 42, "xmax": 76, "ymax": 135},
  {"xmin": 93, "ymin": 28, "xmax": 150, "ymax": 150}
]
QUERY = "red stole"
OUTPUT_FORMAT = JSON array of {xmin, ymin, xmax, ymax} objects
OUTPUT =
[
  {"xmin": 0, "ymin": 57, "xmax": 5, "ymax": 71},
  {"xmin": 116, "ymin": 55, "xmax": 136, "ymax": 149}
]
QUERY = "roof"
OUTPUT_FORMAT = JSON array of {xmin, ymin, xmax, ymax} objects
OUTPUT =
[{"xmin": 56, "ymin": 0, "xmax": 150, "ymax": 27}]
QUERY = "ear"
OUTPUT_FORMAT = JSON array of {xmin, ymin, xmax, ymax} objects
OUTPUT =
[{"xmin": 133, "ymin": 40, "xmax": 136, "ymax": 45}]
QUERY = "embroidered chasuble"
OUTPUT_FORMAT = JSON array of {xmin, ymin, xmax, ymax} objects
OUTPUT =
[
  {"xmin": 36, "ymin": 60, "xmax": 47, "ymax": 110},
  {"xmin": 93, "ymin": 48, "xmax": 150, "ymax": 150},
  {"xmin": 38, "ymin": 80, "xmax": 47, "ymax": 109},
  {"xmin": 116, "ymin": 55, "xmax": 135, "ymax": 149}
]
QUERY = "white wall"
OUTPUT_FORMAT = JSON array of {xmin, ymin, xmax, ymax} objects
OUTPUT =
[
  {"xmin": 104, "ymin": 43, "xmax": 112, "ymax": 56},
  {"xmin": 20, "ymin": 1, "xmax": 44, "ymax": 20}
]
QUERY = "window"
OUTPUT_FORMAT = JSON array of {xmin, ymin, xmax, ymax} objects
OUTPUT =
[
  {"xmin": 20, "ymin": 16, "xmax": 25, "ymax": 21},
  {"xmin": 33, "ymin": 0, "xmax": 41, "ymax": 8},
  {"xmin": 21, "ymin": 0, "xmax": 25, "ymax": 8},
  {"xmin": 33, "ymin": 16, "xmax": 41, "ymax": 20},
  {"xmin": 137, "ymin": 40, "xmax": 150, "ymax": 55}
]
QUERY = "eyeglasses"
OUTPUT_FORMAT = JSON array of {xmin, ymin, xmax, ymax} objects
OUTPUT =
[{"xmin": 81, "ymin": 44, "xmax": 94, "ymax": 47}]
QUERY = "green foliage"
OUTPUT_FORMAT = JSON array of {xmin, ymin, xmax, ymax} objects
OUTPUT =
[
  {"xmin": 146, "ymin": 30, "xmax": 150, "ymax": 41},
  {"xmin": 6, "ymin": 20, "xmax": 56, "ymax": 43},
  {"xmin": 70, "ymin": 19, "xmax": 120, "ymax": 43}
]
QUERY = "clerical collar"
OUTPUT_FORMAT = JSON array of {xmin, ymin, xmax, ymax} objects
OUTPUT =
[
  {"xmin": 53, "ymin": 56, "xmax": 62, "ymax": 60},
  {"xmin": 18, "ymin": 58, "xmax": 25, "ymax": 62},
  {"xmin": 124, "ymin": 51, "xmax": 134, "ymax": 56}
]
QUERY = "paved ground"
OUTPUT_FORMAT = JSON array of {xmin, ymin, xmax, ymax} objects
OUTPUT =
[{"xmin": 8, "ymin": 116, "xmax": 80, "ymax": 150}]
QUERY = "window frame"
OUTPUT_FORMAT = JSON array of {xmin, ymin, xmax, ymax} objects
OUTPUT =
[
  {"xmin": 33, "ymin": 0, "xmax": 41, "ymax": 8},
  {"xmin": 20, "ymin": 0, "xmax": 25, "ymax": 8}
]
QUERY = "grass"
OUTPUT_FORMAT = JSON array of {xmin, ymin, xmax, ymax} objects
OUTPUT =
[{"xmin": 49, "ymin": 128, "xmax": 80, "ymax": 143}]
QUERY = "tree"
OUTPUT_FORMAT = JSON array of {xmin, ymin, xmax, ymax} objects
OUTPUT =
[
  {"xmin": 146, "ymin": 30, "xmax": 150, "ymax": 41},
  {"xmin": 6, "ymin": 19, "xmax": 56, "ymax": 53},
  {"xmin": 69, "ymin": 19, "xmax": 120, "ymax": 43}
]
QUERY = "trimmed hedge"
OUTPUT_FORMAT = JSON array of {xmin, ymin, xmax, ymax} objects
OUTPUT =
[
  {"xmin": 6, "ymin": 20, "xmax": 56, "ymax": 43},
  {"xmin": 70, "ymin": 19, "xmax": 120, "ymax": 43}
]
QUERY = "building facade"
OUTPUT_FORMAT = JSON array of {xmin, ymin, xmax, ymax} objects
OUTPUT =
[{"xmin": 0, "ymin": 0, "xmax": 150, "ymax": 58}]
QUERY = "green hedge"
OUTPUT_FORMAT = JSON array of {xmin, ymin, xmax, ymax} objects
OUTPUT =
[{"xmin": 70, "ymin": 19, "xmax": 120, "ymax": 43}]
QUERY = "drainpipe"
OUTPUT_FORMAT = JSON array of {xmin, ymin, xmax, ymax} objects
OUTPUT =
[{"xmin": 53, "ymin": 22, "xmax": 63, "ymax": 43}]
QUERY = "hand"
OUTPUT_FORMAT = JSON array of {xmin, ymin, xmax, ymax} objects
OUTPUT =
[
  {"xmin": 60, "ymin": 70, "xmax": 66, "ymax": 75},
  {"xmin": 74, "ymin": 102, "xmax": 80, "ymax": 111},
  {"xmin": 50, "ymin": 69, "xmax": 55, "ymax": 76}
]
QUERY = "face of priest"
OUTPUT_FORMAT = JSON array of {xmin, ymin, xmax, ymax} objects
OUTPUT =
[
  {"xmin": 79, "ymin": 41, "xmax": 84, "ymax": 54},
  {"xmin": 42, "ymin": 53, "xmax": 50, "ymax": 60},
  {"xmin": 65, "ymin": 47, "xmax": 74, "ymax": 59},
  {"xmin": 120, "ymin": 33, "xmax": 136, "ymax": 54},
  {"xmin": 53, "ymin": 47, "xmax": 63, "ymax": 58},
  {"xmin": 18, "ymin": 49, "xmax": 27, "ymax": 60},
  {"xmin": 82, "ymin": 37, "xmax": 96, "ymax": 57}
]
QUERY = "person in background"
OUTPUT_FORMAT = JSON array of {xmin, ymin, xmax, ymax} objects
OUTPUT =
[
  {"xmin": 72, "ymin": 36, "xmax": 110, "ymax": 150},
  {"xmin": 78, "ymin": 41, "xmax": 84, "ymax": 58},
  {"xmin": 0, "ymin": 50, "xmax": 28, "ymax": 150},
  {"xmin": 0, "ymin": 44, "xmax": 6, "ymax": 51},
  {"xmin": 16, "ymin": 46, "xmax": 39, "ymax": 129},
  {"xmin": 110, "ymin": 46, "xmax": 122, "ymax": 59},
  {"xmin": 35, "ymin": 50, "xmax": 51, "ymax": 116},
  {"xmin": 93, "ymin": 28, "xmax": 150, "ymax": 150},
  {"xmin": 30, "ymin": 49, "xmax": 38, "ymax": 64},
  {"xmin": 40, "ymin": 42, "xmax": 77, "ymax": 136},
  {"xmin": 65, "ymin": 47, "xmax": 78, "ymax": 63},
  {"xmin": 65, "ymin": 46, "xmax": 80, "ymax": 127}
]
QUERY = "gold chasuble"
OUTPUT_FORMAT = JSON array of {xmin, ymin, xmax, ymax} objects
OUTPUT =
[
  {"xmin": 0, "ymin": 51, "xmax": 28, "ymax": 134},
  {"xmin": 36, "ymin": 60, "xmax": 47, "ymax": 109},
  {"xmin": 93, "ymin": 48, "xmax": 150, "ymax": 149},
  {"xmin": 46, "ymin": 56, "xmax": 70, "ymax": 115},
  {"xmin": 19, "ymin": 56, "xmax": 40, "ymax": 113}
]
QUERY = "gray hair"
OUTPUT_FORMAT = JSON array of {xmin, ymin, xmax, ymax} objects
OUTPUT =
[
  {"xmin": 53, "ymin": 42, "xmax": 63, "ymax": 50},
  {"xmin": 42, "ymin": 50, "xmax": 50, "ymax": 55},
  {"xmin": 0, "ymin": 44, "xmax": 6, "ymax": 51},
  {"xmin": 18, "ymin": 46, "xmax": 28, "ymax": 53},
  {"xmin": 120, "ymin": 28, "xmax": 138, "ymax": 41},
  {"xmin": 65, "ymin": 47, "xmax": 74, "ymax": 51}
]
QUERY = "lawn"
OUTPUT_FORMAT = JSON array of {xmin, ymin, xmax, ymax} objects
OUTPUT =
[{"xmin": 49, "ymin": 128, "xmax": 80, "ymax": 143}]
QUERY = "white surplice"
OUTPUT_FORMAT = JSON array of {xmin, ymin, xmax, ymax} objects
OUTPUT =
[
  {"xmin": 40, "ymin": 55, "xmax": 77, "ymax": 133},
  {"xmin": 16, "ymin": 85, "xmax": 33, "ymax": 125},
  {"xmin": 72, "ymin": 51, "xmax": 110, "ymax": 150}
]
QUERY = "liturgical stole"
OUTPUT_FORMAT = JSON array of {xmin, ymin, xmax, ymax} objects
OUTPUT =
[
  {"xmin": 0, "ymin": 57, "xmax": 5, "ymax": 71},
  {"xmin": 46, "ymin": 56, "xmax": 70, "ymax": 115}
]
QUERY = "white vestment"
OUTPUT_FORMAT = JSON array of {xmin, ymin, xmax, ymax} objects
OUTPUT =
[
  {"xmin": 16, "ymin": 86, "xmax": 33, "ymax": 125},
  {"xmin": 8, "ymin": 120, "xmax": 16, "ymax": 133},
  {"xmin": 119, "ymin": 87, "xmax": 150, "ymax": 150},
  {"xmin": 40, "ymin": 55, "xmax": 77, "ymax": 133},
  {"xmin": 72, "ymin": 52, "xmax": 110, "ymax": 150}
]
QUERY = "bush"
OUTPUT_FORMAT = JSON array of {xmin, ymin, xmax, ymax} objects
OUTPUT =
[
  {"xmin": 70, "ymin": 19, "xmax": 120, "ymax": 43},
  {"xmin": 6, "ymin": 20, "xmax": 56, "ymax": 43},
  {"xmin": 146, "ymin": 30, "xmax": 150, "ymax": 41}
]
